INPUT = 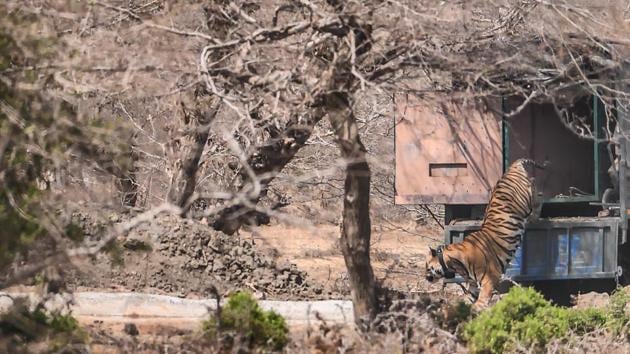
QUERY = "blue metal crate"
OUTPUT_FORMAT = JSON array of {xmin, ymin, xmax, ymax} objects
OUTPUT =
[{"xmin": 444, "ymin": 217, "xmax": 620, "ymax": 282}]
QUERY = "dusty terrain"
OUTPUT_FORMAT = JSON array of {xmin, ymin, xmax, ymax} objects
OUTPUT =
[
  {"xmin": 249, "ymin": 222, "xmax": 444, "ymax": 296},
  {"xmin": 64, "ymin": 212, "xmax": 450, "ymax": 302},
  {"xmin": 6, "ymin": 213, "xmax": 630, "ymax": 353},
  {"xmin": 82, "ymin": 295, "xmax": 468, "ymax": 354},
  {"xmin": 55, "ymin": 213, "xmax": 469, "ymax": 353}
]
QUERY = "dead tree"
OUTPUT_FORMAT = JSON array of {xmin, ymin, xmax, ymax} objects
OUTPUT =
[
  {"xmin": 212, "ymin": 107, "xmax": 327, "ymax": 233},
  {"xmin": 211, "ymin": 3, "xmax": 378, "ymax": 235},
  {"xmin": 117, "ymin": 144, "xmax": 139, "ymax": 207},
  {"xmin": 201, "ymin": 1, "xmax": 381, "ymax": 320},
  {"xmin": 84, "ymin": 135, "xmax": 139, "ymax": 208},
  {"xmin": 167, "ymin": 1, "xmax": 234, "ymax": 210},
  {"xmin": 167, "ymin": 90, "xmax": 220, "ymax": 209},
  {"xmin": 327, "ymin": 92, "xmax": 377, "ymax": 321}
]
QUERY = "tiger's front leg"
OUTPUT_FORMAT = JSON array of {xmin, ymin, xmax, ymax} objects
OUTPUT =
[{"xmin": 465, "ymin": 279, "xmax": 480, "ymax": 303}]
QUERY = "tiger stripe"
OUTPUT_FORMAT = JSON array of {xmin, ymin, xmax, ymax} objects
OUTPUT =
[{"xmin": 424, "ymin": 158, "xmax": 545, "ymax": 311}]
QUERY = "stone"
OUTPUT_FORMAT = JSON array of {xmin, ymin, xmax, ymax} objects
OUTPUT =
[
  {"xmin": 212, "ymin": 259, "xmax": 226, "ymax": 272},
  {"xmin": 278, "ymin": 261, "xmax": 292, "ymax": 272},
  {"xmin": 123, "ymin": 238, "xmax": 151, "ymax": 251},
  {"xmin": 124, "ymin": 323, "xmax": 139, "ymax": 336},
  {"xmin": 573, "ymin": 291, "xmax": 609, "ymax": 310}
]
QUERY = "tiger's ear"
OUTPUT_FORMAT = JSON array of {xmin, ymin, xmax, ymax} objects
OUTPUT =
[{"xmin": 429, "ymin": 247, "xmax": 437, "ymax": 257}]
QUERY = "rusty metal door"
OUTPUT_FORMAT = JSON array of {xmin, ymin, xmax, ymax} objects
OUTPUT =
[{"xmin": 395, "ymin": 94, "xmax": 503, "ymax": 204}]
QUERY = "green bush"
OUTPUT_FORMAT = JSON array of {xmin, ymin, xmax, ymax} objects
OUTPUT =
[
  {"xmin": 462, "ymin": 286, "xmax": 610, "ymax": 353},
  {"xmin": 0, "ymin": 298, "xmax": 86, "ymax": 352},
  {"xmin": 432, "ymin": 300, "xmax": 473, "ymax": 332},
  {"xmin": 202, "ymin": 291, "xmax": 289, "ymax": 351},
  {"xmin": 0, "ymin": 4, "xmax": 136, "ymax": 275},
  {"xmin": 607, "ymin": 287, "xmax": 630, "ymax": 334}
]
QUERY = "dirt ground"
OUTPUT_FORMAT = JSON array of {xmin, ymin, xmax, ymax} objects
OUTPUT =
[
  {"xmin": 64, "ymin": 212, "xmax": 457, "ymax": 302},
  {"xmin": 7, "ymin": 213, "xmax": 630, "ymax": 353},
  {"xmin": 6, "ymin": 212, "xmax": 475, "ymax": 353},
  {"xmin": 246, "ymin": 222, "xmax": 445, "ymax": 295}
]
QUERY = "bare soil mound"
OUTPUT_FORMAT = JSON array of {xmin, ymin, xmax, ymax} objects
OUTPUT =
[{"xmin": 66, "ymin": 213, "xmax": 336, "ymax": 300}]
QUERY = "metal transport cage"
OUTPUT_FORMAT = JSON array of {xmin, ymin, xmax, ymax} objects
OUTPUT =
[{"xmin": 444, "ymin": 217, "xmax": 620, "ymax": 283}]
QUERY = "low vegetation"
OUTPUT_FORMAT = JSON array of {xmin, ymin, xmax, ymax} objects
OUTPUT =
[
  {"xmin": 0, "ymin": 298, "xmax": 86, "ymax": 353},
  {"xmin": 462, "ymin": 286, "xmax": 630, "ymax": 353},
  {"xmin": 202, "ymin": 291, "xmax": 289, "ymax": 351}
]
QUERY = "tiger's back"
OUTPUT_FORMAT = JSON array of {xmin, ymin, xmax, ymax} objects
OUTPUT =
[
  {"xmin": 467, "ymin": 159, "xmax": 541, "ymax": 276},
  {"xmin": 424, "ymin": 158, "xmax": 545, "ymax": 310}
]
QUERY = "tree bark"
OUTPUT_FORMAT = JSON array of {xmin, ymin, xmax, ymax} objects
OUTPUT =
[
  {"xmin": 89, "ymin": 136, "xmax": 139, "ymax": 208},
  {"xmin": 326, "ymin": 92, "xmax": 377, "ymax": 323},
  {"xmin": 212, "ymin": 107, "xmax": 326, "ymax": 234},
  {"xmin": 167, "ymin": 1, "xmax": 235, "ymax": 211},
  {"xmin": 167, "ymin": 91, "xmax": 220, "ymax": 209},
  {"xmin": 117, "ymin": 146, "xmax": 138, "ymax": 207}
]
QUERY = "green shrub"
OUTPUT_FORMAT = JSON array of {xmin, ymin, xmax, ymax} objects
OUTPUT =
[
  {"xmin": 202, "ymin": 291, "xmax": 289, "ymax": 351},
  {"xmin": 0, "ymin": 298, "xmax": 86, "ymax": 352},
  {"xmin": 0, "ymin": 3, "xmax": 136, "ymax": 276},
  {"xmin": 432, "ymin": 300, "xmax": 473, "ymax": 332},
  {"xmin": 462, "ymin": 287, "xmax": 609, "ymax": 353},
  {"xmin": 47, "ymin": 312, "xmax": 80, "ymax": 334},
  {"xmin": 607, "ymin": 287, "xmax": 630, "ymax": 334}
]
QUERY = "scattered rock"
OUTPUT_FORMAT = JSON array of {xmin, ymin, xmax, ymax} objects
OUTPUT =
[
  {"xmin": 67, "ymin": 213, "xmax": 332, "ymax": 300},
  {"xmin": 123, "ymin": 238, "xmax": 152, "ymax": 251},
  {"xmin": 573, "ymin": 291, "xmax": 610, "ymax": 310},
  {"xmin": 124, "ymin": 323, "xmax": 139, "ymax": 336},
  {"xmin": 212, "ymin": 259, "xmax": 225, "ymax": 272}
]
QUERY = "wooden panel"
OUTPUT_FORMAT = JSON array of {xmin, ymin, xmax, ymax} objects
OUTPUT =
[{"xmin": 395, "ymin": 94, "xmax": 503, "ymax": 204}]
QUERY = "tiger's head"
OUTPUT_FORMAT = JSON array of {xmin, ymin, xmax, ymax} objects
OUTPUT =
[{"xmin": 424, "ymin": 246, "xmax": 444, "ymax": 282}]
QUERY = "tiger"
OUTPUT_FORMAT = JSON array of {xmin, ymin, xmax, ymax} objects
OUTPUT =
[{"xmin": 424, "ymin": 158, "xmax": 546, "ymax": 311}]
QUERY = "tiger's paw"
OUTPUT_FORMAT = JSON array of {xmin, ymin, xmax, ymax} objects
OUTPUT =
[{"xmin": 471, "ymin": 302, "xmax": 489, "ymax": 313}]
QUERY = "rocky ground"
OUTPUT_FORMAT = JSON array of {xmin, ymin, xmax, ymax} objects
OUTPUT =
[
  {"xmin": 62, "ymin": 207, "xmax": 446, "ymax": 303},
  {"xmin": 75, "ymin": 291, "xmax": 467, "ymax": 354},
  {"xmin": 66, "ymin": 213, "xmax": 333, "ymax": 300},
  {"xmin": 4, "ymin": 208, "xmax": 630, "ymax": 353}
]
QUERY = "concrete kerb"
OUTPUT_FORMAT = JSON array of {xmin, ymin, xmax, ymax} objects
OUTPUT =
[{"xmin": 0, "ymin": 292, "xmax": 354, "ymax": 328}]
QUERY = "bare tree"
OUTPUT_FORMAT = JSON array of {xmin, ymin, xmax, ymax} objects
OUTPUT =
[
  {"xmin": 195, "ymin": 0, "xmax": 630, "ymax": 322},
  {"xmin": 327, "ymin": 92, "xmax": 377, "ymax": 320},
  {"xmin": 3, "ymin": 0, "xmax": 630, "ymax": 330},
  {"xmin": 167, "ymin": 89, "xmax": 220, "ymax": 209}
]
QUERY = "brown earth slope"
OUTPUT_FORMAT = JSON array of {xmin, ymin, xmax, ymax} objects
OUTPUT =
[{"xmin": 65, "ymin": 213, "xmax": 447, "ymax": 301}]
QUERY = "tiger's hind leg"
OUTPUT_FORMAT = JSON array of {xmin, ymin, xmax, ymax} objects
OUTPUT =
[{"xmin": 472, "ymin": 277, "xmax": 499, "ymax": 312}]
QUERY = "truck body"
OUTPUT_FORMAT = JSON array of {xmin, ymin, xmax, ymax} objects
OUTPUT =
[{"xmin": 394, "ymin": 93, "xmax": 628, "ymax": 285}]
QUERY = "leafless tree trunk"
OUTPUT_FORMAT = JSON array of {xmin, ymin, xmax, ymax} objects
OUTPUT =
[
  {"xmin": 168, "ymin": 90, "xmax": 220, "ymax": 209},
  {"xmin": 213, "ymin": 107, "xmax": 326, "ymax": 234},
  {"xmin": 327, "ymin": 92, "xmax": 377, "ymax": 322},
  {"xmin": 88, "ymin": 136, "xmax": 139, "ymax": 208},
  {"xmin": 117, "ymin": 147, "xmax": 139, "ymax": 207}
]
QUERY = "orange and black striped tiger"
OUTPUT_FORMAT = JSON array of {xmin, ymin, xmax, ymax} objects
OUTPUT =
[{"xmin": 424, "ymin": 158, "xmax": 546, "ymax": 311}]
